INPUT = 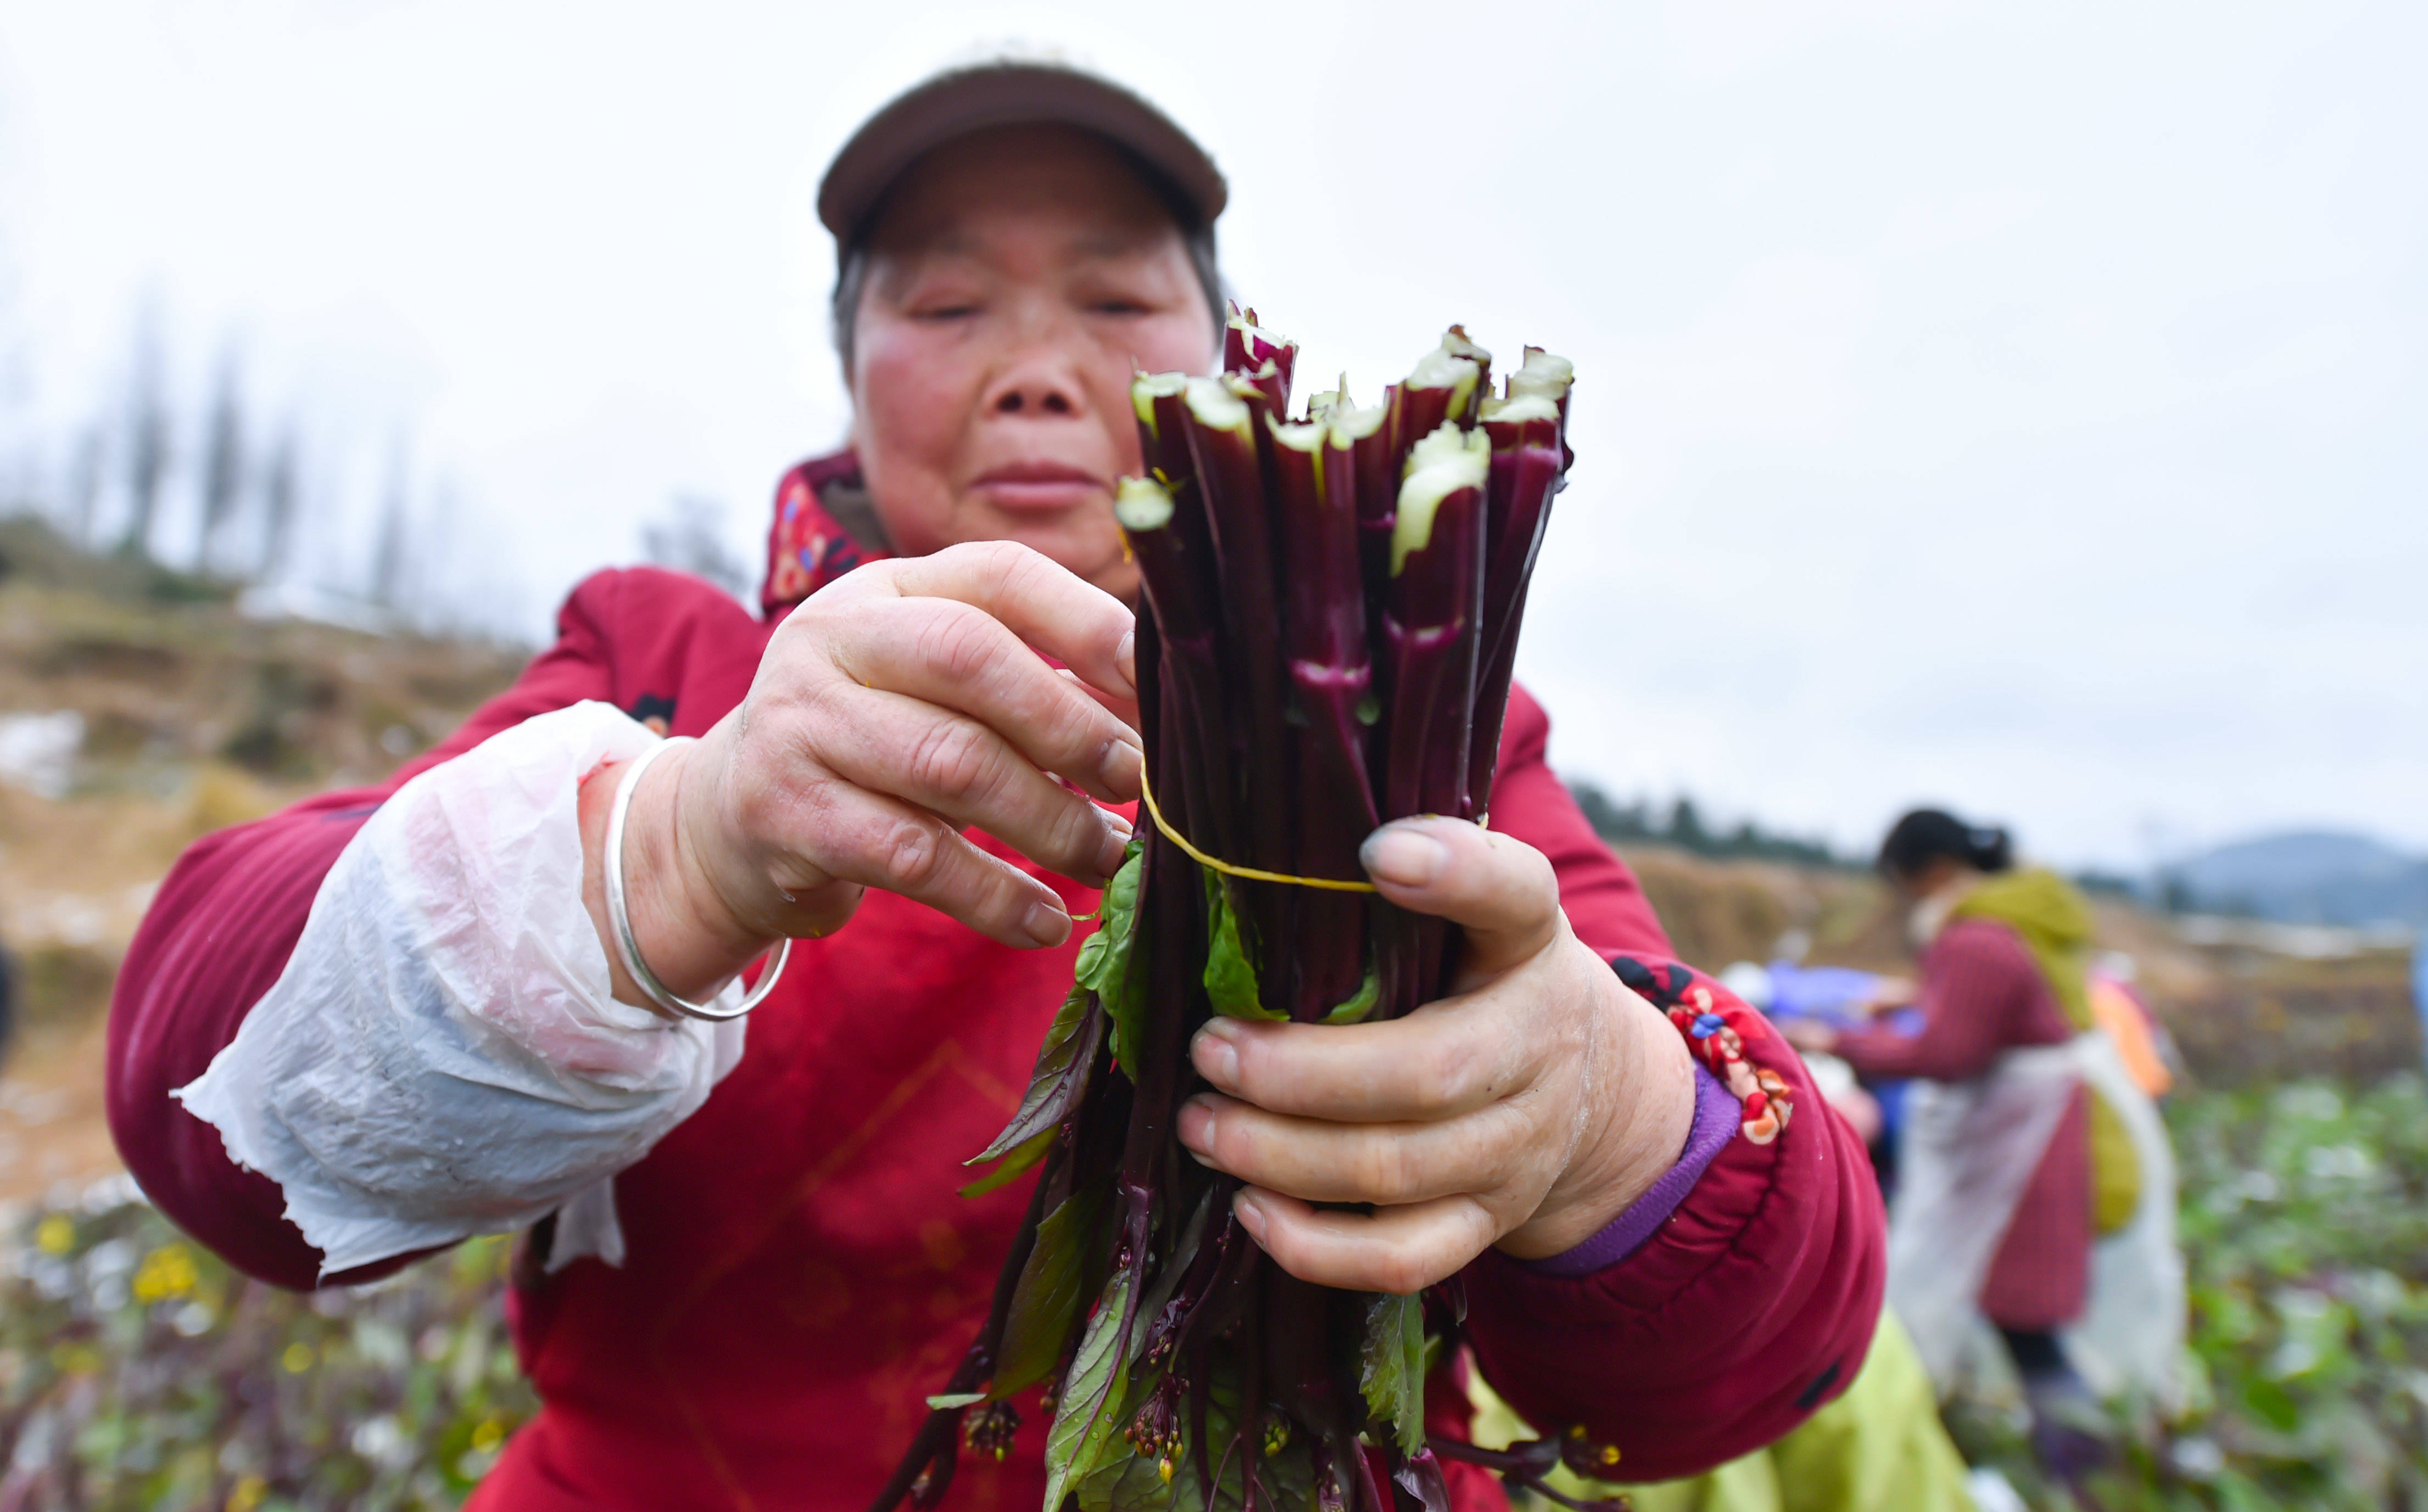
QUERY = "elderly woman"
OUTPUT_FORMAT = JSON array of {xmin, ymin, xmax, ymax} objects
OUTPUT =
[{"xmin": 108, "ymin": 63, "xmax": 1881, "ymax": 1511}]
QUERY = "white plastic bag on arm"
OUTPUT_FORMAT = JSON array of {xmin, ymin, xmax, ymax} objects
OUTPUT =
[{"xmin": 177, "ymin": 701, "xmax": 747, "ymax": 1279}]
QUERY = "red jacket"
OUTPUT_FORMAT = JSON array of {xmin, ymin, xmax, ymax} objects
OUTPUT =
[{"xmin": 108, "ymin": 462, "xmax": 1882, "ymax": 1509}]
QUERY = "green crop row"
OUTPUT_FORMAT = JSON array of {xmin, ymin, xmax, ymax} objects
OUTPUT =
[
  {"xmin": 0, "ymin": 1185, "xmax": 534, "ymax": 1510},
  {"xmin": 5, "ymin": 1074, "xmax": 2425, "ymax": 1510}
]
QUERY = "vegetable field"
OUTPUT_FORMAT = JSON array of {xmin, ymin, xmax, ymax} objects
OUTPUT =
[
  {"xmin": 4, "ymin": 1071, "xmax": 2422, "ymax": 1509},
  {"xmin": 1949, "ymin": 1072, "xmax": 2428, "ymax": 1511},
  {"xmin": 0, "ymin": 1189, "xmax": 533, "ymax": 1511}
]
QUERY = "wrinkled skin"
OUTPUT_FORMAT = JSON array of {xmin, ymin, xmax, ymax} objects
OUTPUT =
[{"xmin": 583, "ymin": 124, "xmax": 1693, "ymax": 1289}]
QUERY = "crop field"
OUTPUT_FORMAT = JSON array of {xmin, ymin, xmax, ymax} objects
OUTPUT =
[
  {"xmin": 5, "ymin": 1069, "xmax": 2421, "ymax": 1510},
  {"xmin": 1950, "ymin": 1074, "xmax": 2428, "ymax": 1511}
]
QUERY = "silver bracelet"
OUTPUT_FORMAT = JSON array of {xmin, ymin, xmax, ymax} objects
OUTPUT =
[{"xmin": 603, "ymin": 735, "xmax": 789, "ymax": 1022}]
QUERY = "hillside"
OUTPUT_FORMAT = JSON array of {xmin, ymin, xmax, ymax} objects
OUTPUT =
[
  {"xmin": 2172, "ymin": 829, "xmax": 2428, "ymax": 928},
  {"xmin": 1615, "ymin": 840, "xmax": 2418, "ymax": 1087},
  {"xmin": 0, "ymin": 515, "xmax": 526, "ymax": 1204}
]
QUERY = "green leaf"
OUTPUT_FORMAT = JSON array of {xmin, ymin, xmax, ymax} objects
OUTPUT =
[
  {"xmin": 1044, "ymin": 1271, "xmax": 1135, "ymax": 1510},
  {"xmin": 924, "ymin": 1391, "xmax": 987, "ymax": 1410},
  {"xmin": 970, "ymin": 983, "xmax": 1103, "ymax": 1166},
  {"xmin": 1359, "ymin": 1291, "xmax": 1426, "ymax": 1454},
  {"xmin": 1081, "ymin": 844, "xmax": 1153, "ymax": 1075},
  {"xmin": 958, "ymin": 1126, "xmax": 1055, "ymax": 1199},
  {"xmin": 2242, "ymin": 1375, "xmax": 2301, "ymax": 1433},
  {"xmin": 995, "ymin": 1189, "xmax": 1105, "ymax": 1399},
  {"xmin": 1077, "ymin": 1359, "xmax": 1315, "ymax": 1512},
  {"xmin": 1322, "ymin": 964, "xmax": 1382, "ymax": 1025},
  {"xmin": 1203, "ymin": 871, "xmax": 1283, "ymax": 1021},
  {"xmin": 1076, "ymin": 843, "xmax": 1146, "ymax": 994},
  {"xmin": 1078, "ymin": 1429, "xmax": 1178, "ymax": 1512}
]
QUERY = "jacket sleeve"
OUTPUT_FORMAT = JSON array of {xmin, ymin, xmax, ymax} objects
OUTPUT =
[
  {"xmin": 1488, "ymin": 684, "xmax": 1673, "ymax": 959},
  {"xmin": 1834, "ymin": 920, "xmax": 2040, "ymax": 1081},
  {"xmin": 1460, "ymin": 690, "xmax": 1887, "ymax": 1481},
  {"xmin": 105, "ymin": 574, "xmax": 632, "ymax": 1290},
  {"xmin": 1460, "ymin": 967, "xmax": 1885, "ymax": 1481}
]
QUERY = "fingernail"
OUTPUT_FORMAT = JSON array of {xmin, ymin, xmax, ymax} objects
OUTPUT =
[
  {"xmin": 1177, "ymin": 1097, "xmax": 1216, "ymax": 1157},
  {"xmin": 1114, "ymin": 628, "xmax": 1137, "ymax": 692},
  {"xmin": 1021, "ymin": 898, "xmax": 1072, "ymax": 948},
  {"xmin": 1097, "ymin": 813, "xmax": 1132, "ymax": 878},
  {"xmin": 1233, "ymin": 1192, "xmax": 1268, "ymax": 1245},
  {"xmin": 1191, "ymin": 1020, "xmax": 1241, "ymax": 1089},
  {"xmin": 1100, "ymin": 739, "xmax": 1143, "ymax": 793},
  {"xmin": 1361, "ymin": 825, "xmax": 1449, "ymax": 887}
]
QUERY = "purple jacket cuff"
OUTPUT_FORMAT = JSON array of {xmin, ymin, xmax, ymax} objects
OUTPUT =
[{"xmin": 1522, "ymin": 1063, "xmax": 1737, "ymax": 1278}]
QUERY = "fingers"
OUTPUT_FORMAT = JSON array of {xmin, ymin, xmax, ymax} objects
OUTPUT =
[
  {"xmin": 812, "ymin": 680, "xmax": 1132, "ymax": 886},
  {"xmin": 745, "ymin": 775, "xmax": 1076, "ymax": 950},
  {"xmin": 1187, "ymin": 1002, "xmax": 1530, "ymax": 1123},
  {"xmin": 1359, "ymin": 818, "xmax": 1563, "ymax": 978},
  {"xmin": 1058, "ymin": 667, "xmax": 1143, "ymax": 737},
  {"xmin": 1231, "ymin": 1188, "xmax": 1499, "ymax": 1296},
  {"xmin": 863, "ymin": 540, "xmax": 1138, "ymax": 702},
  {"xmin": 1177, "ymin": 1091, "xmax": 1526, "ymax": 1207},
  {"xmin": 824, "ymin": 595, "xmax": 1143, "ymax": 804}
]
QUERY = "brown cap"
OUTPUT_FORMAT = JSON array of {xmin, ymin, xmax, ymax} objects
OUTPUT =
[{"xmin": 817, "ymin": 61, "xmax": 1228, "ymax": 245}]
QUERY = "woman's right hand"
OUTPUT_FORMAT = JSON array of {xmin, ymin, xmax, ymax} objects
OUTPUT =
[
  {"xmin": 585, "ymin": 541, "xmax": 1144, "ymax": 1007},
  {"xmin": 1862, "ymin": 976, "xmax": 1918, "ymax": 1016}
]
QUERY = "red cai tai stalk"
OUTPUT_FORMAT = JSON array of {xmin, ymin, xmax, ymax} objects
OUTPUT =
[{"xmin": 870, "ymin": 309, "xmax": 1601, "ymax": 1512}]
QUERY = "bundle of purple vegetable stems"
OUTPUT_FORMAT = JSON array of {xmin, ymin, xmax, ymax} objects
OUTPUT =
[{"xmin": 873, "ymin": 309, "xmax": 1583, "ymax": 1512}]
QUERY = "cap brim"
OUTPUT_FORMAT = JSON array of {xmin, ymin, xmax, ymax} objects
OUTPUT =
[{"xmin": 818, "ymin": 63, "xmax": 1227, "ymax": 244}]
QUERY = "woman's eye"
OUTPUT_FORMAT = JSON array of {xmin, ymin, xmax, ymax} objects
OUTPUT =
[
  {"xmin": 1091, "ymin": 300, "xmax": 1149, "ymax": 317},
  {"xmin": 914, "ymin": 302, "xmax": 980, "ymax": 322}
]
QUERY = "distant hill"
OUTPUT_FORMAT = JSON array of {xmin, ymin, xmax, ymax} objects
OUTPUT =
[{"xmin": 2172, "ymin": 830, "xmax": 2428, "ymax": 929}]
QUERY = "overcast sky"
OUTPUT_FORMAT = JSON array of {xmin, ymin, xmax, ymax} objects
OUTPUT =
[{"xmin": 1, "ymin": 0, "xmax": 2419, "ymax": 869}]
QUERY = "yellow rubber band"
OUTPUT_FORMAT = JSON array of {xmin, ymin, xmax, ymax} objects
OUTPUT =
[{"xmin": 1135, "ymin": 768, "xmax": 1380, "ymax": 893}]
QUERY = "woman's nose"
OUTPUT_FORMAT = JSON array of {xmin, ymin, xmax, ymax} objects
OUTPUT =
[
  {"xmin": 982, "ymin": 311, "xmax": 1093, "ymax": 418},
  {"xmin": 992, "ymin": 379, "xmax": 1078, "ymax": 416}
]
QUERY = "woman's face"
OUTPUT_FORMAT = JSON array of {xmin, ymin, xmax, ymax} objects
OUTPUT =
[
  {"xmin": 1890, "ymin": 855, "xmax": 1967, "ymax": 904},
  {"xmin": 849, "ymin": 124, "xmax": 1220, "ymax": 600}
]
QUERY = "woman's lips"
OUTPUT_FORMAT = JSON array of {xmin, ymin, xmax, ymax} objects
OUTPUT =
[{"xmin": 969, "ymin": 463, "xmax": 1107, "ymax": 513}]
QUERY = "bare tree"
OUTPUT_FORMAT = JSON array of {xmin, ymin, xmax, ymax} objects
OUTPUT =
[
  {"xmin": 60, "ymin": 427, "xmax": 104, "ymax": 544},
  {"xmin": 256, "ymin": 428, "xmax": 298, "ymax": 581},
  {"xmin": 641, "ymin": 492, "xmax": 751, "ymax": 595},
  {"xmin": 196, "ymin": 353, "xmax": 246, "ymax": 573},
  {"xmin": 119, "ymin": 321, "xmax": 171, "ymax": 558},
  {"xmin": 369, "ymin": 444, "xmax": 412, "ymax": 609}
]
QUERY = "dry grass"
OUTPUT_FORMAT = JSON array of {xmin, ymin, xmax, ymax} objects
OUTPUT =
[{"xmin": 0, "ymin": 517, "xmax": 524, "ymax": 1205}]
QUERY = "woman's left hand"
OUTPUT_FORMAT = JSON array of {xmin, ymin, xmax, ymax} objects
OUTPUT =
[{"xmin": 1175, "ymin": 816, "xmax": 1698, "ymax": 1295}]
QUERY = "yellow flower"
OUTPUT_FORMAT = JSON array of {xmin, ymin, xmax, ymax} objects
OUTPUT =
[
  {"xmin": 226, "ymin": 1474, "xmax": 268, "ymax": 1512},
  {"xmin": 280, "ymin": 1342, "xmax": 315, "ymax": 1374},
  {"xmin": 48, "ymin": 1342, "xmax": 102, "ymax": 1375},
  {"xmin": 35, "ymin": 1215, "xmax": 74, "ymax": 1255},
  {"xmin": 132, "ymin": 1244, "xmax": 199, "ymax": 1303},
  {"xmin": 470, "ymin": 1416, "xmax": 506, "ymax": 1454}
]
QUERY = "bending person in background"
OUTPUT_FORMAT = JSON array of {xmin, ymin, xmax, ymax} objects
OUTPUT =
[{"xmin": 1784, "ymin": 810, "xmax": 2180, "ymax": 1484}]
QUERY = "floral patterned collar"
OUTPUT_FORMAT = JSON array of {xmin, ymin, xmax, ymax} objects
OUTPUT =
[{"xmin": 758, "ymin": 449, "xmax": 890, "ymax": 619}]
